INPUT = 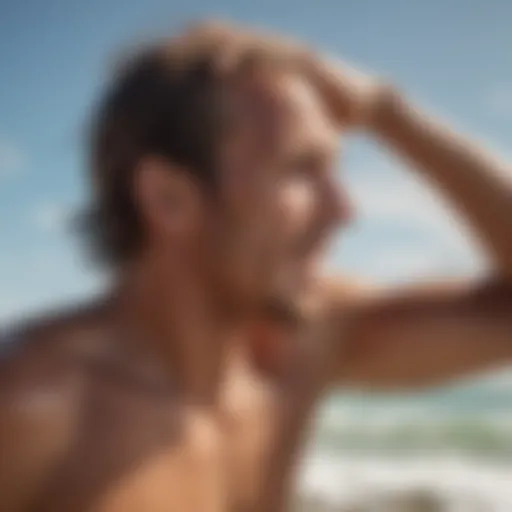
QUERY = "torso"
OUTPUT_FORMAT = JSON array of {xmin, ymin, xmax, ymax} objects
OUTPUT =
[{"xmin": 5, "ymin": 307, "xmax": 337, "ymax": 512}]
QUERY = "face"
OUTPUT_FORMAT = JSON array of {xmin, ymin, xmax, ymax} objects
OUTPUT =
[
  {"xmin": 135, "ymin": 70, "xmax": 350, "ymax": 315},
  {"xmin": 210, "ymin": 70, "xmax": 351, "ymax": 313}
]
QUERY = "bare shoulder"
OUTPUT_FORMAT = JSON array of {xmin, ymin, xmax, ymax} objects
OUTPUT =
[
  {"xmin": 0, "ymin": 303, "xmax": 107, "ymax": 508},
  {"xmin": 0, "ymin": 301, "xmax": 109, "ymax": 393}
]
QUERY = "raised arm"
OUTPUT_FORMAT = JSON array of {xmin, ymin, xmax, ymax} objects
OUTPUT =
[
  {"xmin": 196, "ymin": 23, "xmax": 512, "ymax": 388},
  {"xmin": 308, "ymin": 58, "xmax": 512, "ymax": 389},
  {"xmin": 309, "ymin": 58, "xmax": 512, "ymax": 276},
  {"xmin": 324, "ymin": 276, "xmax": 512, "ymax": 390}
]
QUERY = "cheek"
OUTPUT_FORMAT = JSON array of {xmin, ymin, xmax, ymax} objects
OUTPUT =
[{"xmin": 279, "ymin": 180, "xmax": 316, "ymax": 237}]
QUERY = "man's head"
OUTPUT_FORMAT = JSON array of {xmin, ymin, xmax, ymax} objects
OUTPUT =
[{"xmin": 86, "ymin": 23, "xmax": 350, "ymax": 314}]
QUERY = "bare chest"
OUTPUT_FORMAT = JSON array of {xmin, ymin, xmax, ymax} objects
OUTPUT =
[{"xmin": 34, "ymin": 365, "xmax": 319, "ymax": 512}]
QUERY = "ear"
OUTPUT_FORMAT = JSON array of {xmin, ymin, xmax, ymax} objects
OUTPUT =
[{"xmin": 133, "ymin": 156, "xmax": 204, "ymax": 240}]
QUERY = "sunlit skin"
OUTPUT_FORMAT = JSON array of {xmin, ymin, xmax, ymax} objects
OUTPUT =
[{"xmin": 1, "ymin": 24, "xmax": 512, "ymax": 512}]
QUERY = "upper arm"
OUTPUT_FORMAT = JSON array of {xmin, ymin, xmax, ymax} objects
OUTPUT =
[
  {"xmin": 0, "ymin": 338, "xmax": 82, "ymax": 510},
  {"xmin": 325, "ymin": 276, "xmax": 512, "ymax": 390}
]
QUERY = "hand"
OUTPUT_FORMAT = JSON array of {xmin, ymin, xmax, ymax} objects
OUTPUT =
[
  {"xmin": 179, "ymin": 20, "xmax": 391, "ymax": 129},
  {"xmin": 303, "ymin": 55, "xmax": 391, "ymax": 130}
]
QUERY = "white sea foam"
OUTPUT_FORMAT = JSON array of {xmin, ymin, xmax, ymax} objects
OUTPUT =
[{"xmin": 296, "ymin": 452, "xmax": 512, "ymax": 511}]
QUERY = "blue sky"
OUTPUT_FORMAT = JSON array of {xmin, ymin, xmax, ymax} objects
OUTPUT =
[{"xmin": 1, "ymin": 0, "xmax": 512, "ymax": 323}]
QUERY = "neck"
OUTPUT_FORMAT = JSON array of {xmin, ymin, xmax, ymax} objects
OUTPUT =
[{"xmin": 111, "ymin": 252, "xmax": 240, "ymax": 403}]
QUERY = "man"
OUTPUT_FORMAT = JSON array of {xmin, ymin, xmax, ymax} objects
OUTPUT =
[{"xmin": 0, "ymin": 22, "xmax": 511, "ymax": 512}]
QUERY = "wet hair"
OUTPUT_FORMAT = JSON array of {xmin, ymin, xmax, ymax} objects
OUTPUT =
[{"xmin": 81, "ymin": 25, "xmax": 298, "ymax": 269}]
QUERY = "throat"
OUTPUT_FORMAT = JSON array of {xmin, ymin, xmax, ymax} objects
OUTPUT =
[{"xmin": 110, "ymin": 273, "xmax": 239, "ymax": 403}]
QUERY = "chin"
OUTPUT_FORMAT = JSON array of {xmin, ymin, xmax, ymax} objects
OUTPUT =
[
  {"xmin": 222, "ymin": 266, "xmax": 313, "ymax": 322},
  {"xmin": 260, "ymin": 279, "xmax": 310, "ymax": 325},
  {"xmin": 259, "ymin": 293, "xmax": 301, "ymax": 326},
  {"xmin": 258, "ymin": 262, "xmax": 322, "ymax": 322}
]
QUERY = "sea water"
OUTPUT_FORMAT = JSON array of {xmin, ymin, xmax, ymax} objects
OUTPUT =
[{"xmin": 295, "ymin": 375, "xmax": 512, "ymax": 511}]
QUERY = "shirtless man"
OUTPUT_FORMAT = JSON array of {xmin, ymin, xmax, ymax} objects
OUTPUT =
[{"xmin": 1, "ymin": 22, "xmax": 511, "ymax": 512}]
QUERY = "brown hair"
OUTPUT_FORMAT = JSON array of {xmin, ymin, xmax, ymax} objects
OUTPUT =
[{"xmin": 83, "ymin": 24, "xmax": 297, "ymax": 268}]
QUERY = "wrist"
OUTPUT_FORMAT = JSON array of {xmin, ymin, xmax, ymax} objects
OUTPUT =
[{"xmin": 366, "ymin": 83, "xmax": 405, "ymax": 136}]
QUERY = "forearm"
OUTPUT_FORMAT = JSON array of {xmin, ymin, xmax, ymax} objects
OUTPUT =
[
  {"xmin": 340, "ymin": 320, "xmax": 512, "ymax": 392},
  {"xmin": 333, "ymin": 277, "xmax": 512, "ymax": 391},
  {"xmin": 371, "ymin": 88, "xmax": 512, "ymax": 278}
]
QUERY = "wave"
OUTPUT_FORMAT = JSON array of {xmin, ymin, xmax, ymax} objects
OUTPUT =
[
  {"xmin": 295, "ymin": 453, "xmax": 512, "ymax": 511},
  {"xmin": 294, "ymin": 386, "xmax": 512, "ymax": 509},
  {"xmin": 310, "ymin": 399, "xmax": 512, "ymax": 458}
]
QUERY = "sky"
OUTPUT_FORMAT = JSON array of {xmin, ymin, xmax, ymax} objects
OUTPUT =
[{"xmin": 1, "ymin": 0, "xmax": 512, "ymax": 323}]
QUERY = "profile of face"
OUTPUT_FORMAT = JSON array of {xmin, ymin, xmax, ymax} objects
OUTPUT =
[{"xmin": 135, "ymin": 70, "xmax": 350, "ymax": 314}]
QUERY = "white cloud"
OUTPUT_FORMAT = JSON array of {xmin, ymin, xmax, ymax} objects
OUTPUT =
[
  {"xmin": 351, "ymin": 177, "xmax": 446, "ymax": 229},
  {"xmin": 364, "ymin": 245, "xmax": 485, "ymax": 284},
  {"xmin": 350, "ymin": 171, "xmax": 475, "ymax": 243},
  {"xmin": 0, "ymin": 137, "xmax": 24, "ymax": 177},
  {"xmin": 345, "ymin": 170, "xmax": 488, "ymax": 280},
  {"xmin": 33, "ymin": 203, "xmax": 72, "ymax": 233}
]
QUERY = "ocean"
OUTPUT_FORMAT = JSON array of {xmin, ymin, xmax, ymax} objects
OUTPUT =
[{"xmin": 295, "ymin": 375, "xmax": 512, "ymax": 511}]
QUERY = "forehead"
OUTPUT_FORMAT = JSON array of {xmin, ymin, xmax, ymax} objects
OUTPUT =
[{"xmin": 227, "ymin": 71, "xmax": 339, "ymax": 156}]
